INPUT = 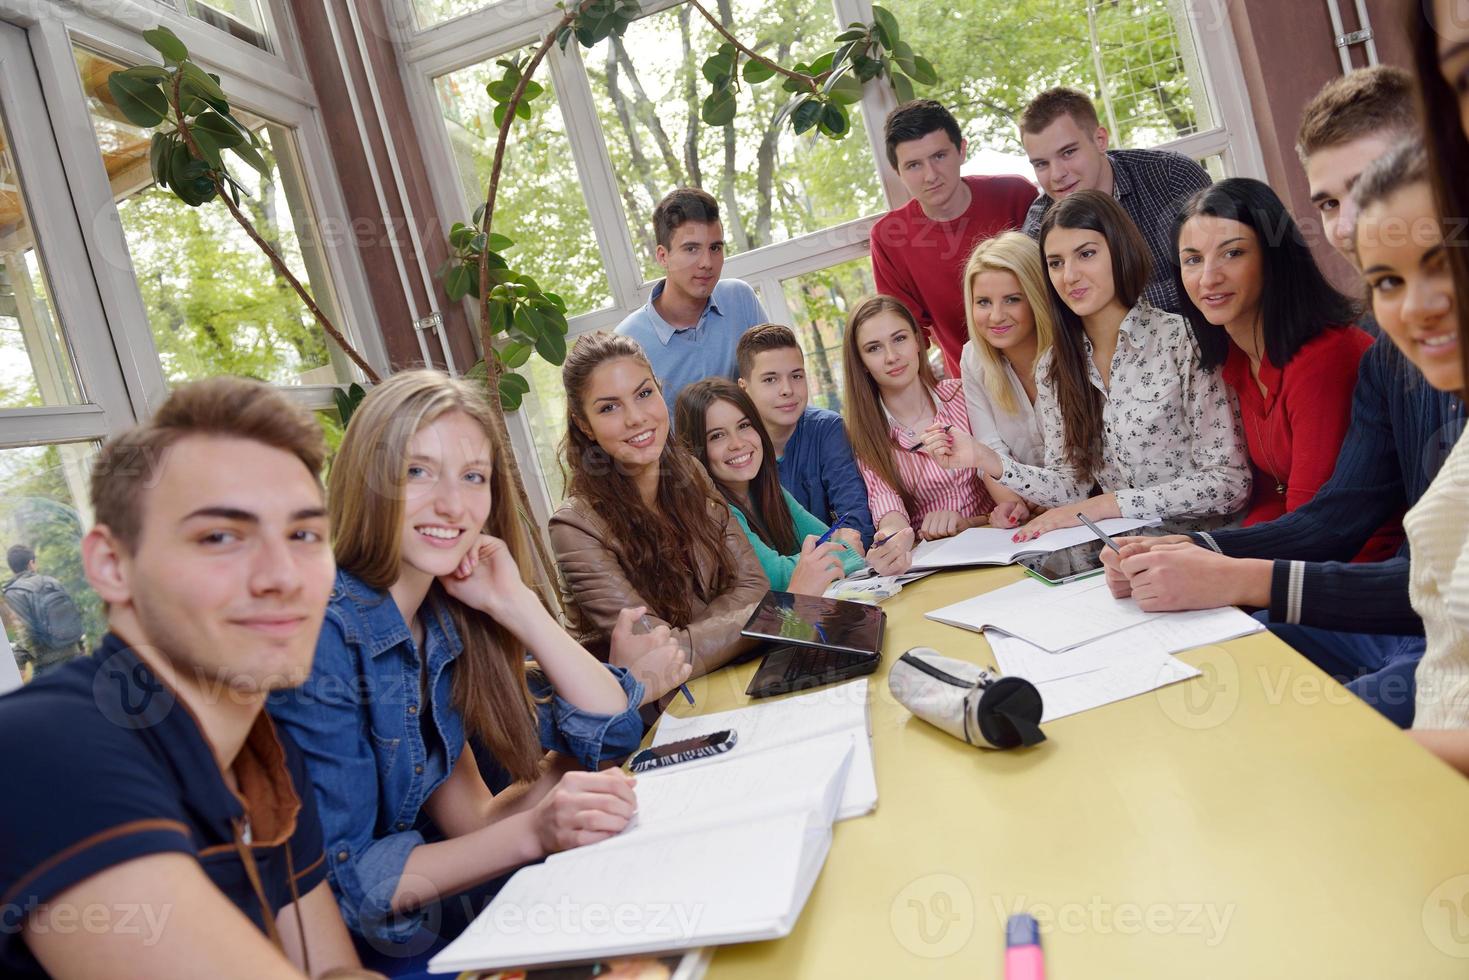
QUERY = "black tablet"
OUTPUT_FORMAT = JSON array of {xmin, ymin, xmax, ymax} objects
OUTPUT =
[
  {"xmin": 739, "ymin": 590, "xmax": 886, "ymax": 656},
  {"xmin": 1015, "ymin": 539, "xmax": 1107, "ymax": 585}
]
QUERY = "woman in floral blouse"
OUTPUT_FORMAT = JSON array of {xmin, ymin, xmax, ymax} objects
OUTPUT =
[{"xmin": 921, "ymin": 190, "xmax": 1250, "ymax": 536}]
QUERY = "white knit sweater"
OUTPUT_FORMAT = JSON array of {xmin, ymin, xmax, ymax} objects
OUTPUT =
[{"xmin": 1410, "ymin": 425, "xmax": 1469, "ymax": 729}]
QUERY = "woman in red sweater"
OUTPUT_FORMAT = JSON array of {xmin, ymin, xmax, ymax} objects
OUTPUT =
[{"xmin": 1173, "ymin": 178, "xmax": 1400, "ymax": 560}]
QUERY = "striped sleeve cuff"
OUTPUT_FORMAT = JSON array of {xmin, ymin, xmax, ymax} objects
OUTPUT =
[
  {"xmin": 1192, "ymin": 531, "xmax": 1222, "ymax": 554},
  {"xmin": 1268, "ymin": 559, "xmax": 1307, "ymax": 624}
]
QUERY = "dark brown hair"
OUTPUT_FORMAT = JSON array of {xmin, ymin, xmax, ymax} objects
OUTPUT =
[
  {"xmin": 1410, "ymin": 4, "xmax": 1469, "ymax": 401},
  {"xmin": 91, "ymin": 376, "xmax": 325, "ymax": 554},
  {"xmin": 735, "ymin": 323, "xmax": 801, "ymax": 379},
  {"xmin": 653, "ymin": 187, "xmax": 720, "ymax": 249},
  {"xmin": 1019, "ymin": 87, "xmax": 1102, "ymax": 136},
  {"xmin": 1295, "ymin": 65, "xmax": 1415, "ymax": 163},
  {"xmin": 675, "ymin": 378, "xmax": 798, "ymax": 554},
  {"xmin": 330, "ymin": 370, "xmax": 543, "ymax": 782},
  {"xmin": 883, "ymin": 99, "xmax": 962, "ymax": 168},
  {"xmin": 839, "ymin": 295, "xmax": 941, "ymax": 522},
  {"xmin": 1039, "ymin": 190, "xmax": 1152, "ymax": 474},
  {"xmin": 560, "ymin": 332, "xmax": 738, "ymax": 626}
]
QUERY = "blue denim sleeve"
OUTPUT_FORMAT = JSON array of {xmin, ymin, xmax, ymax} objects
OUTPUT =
[
  {"xmin": 531, "ymin": 664, "xmax": 646, "ymax": 768},
  {"xmin": 266, "ymin": 618, "xmax": 426, "ymax": 945},
  {"xmin": 816, "ymin": 414, "xmax": 876, "ymax": 546}
]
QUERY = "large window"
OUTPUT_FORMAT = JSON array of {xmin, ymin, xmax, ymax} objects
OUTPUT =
[
  {"xmin": 76, "ymin": 46, "xmax": 356, "ymax": 388},
  {"xmin": 583, "ymin": 0, "xmax": 885, "ymax": 280},
  {"xmin": 404, "ymin": 0, "xmax": 1259, "ymax": 516},
  {"xmin": 435, "ymin": 52, "xmax": 613, "ymax": 317}
]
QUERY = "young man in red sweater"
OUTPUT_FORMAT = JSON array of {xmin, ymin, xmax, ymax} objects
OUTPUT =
[{"xmin": 868, "ymin": 100, "xmax": 1037, "ymax": 377}]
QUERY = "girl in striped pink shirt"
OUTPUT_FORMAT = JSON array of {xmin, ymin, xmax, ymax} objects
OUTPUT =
[{"xmin": 841, "ymin": 295, "xmax": 996, "ymax": 542}]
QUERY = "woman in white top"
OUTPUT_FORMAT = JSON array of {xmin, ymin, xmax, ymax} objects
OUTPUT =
[
  {"xmin": 921, "ymin": 190, "xmax": 1249, "ymax": 538},
  {"xmin": 1352, "ymin": 140, "xmax": 1469, "ymax": 760},
  {"xmin": 958, "ymin": 231, "xmax": 1054, "ymax": 529}
]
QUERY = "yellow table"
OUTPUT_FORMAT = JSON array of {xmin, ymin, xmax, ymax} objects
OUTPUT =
[{"xmin": 665, "ymin": 566, "xmax": 1469, "ymax": 978}]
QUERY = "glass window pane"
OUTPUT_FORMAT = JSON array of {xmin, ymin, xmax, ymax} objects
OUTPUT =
[
  {"xmin": 780, "ymin": 256, "xmax": 874, "ymax": 413},
  {"xmin": 0, "ymin": 102, "xmax": 84, "ymax": 410},
  {"xmin": 412, "ymin": 0, "xmax": 495, "ymax": 30},
  {"xmin": 1199, "ymin": 152, "xmax": 1226, "ymax": 181},
  {"xmin": 880, "ymin": 0, "xmax": 1214, "ymax": 157},
  {"xmin": 76, "ymin": 47, "xmax": 355, "ymax": 388},
  {"xmin": 184, "ymin": 0, "xmax": 273, "ymax": 52},
  {"xmin": 435, "ymin": 53, "xmax": 612, "ymax": 317},
  {"xmin": 585, "ymin": 0, "xmax": 886, "ymax": 281},
  {"xmin": 0, "ymin": 442, "xmax": 102, "ymax": 681},
  {"xmin": 518, "ymin": 350, "xmax": 569, "ymax": 505}
]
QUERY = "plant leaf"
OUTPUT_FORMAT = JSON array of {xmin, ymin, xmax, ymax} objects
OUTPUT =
[
  {"xmin": 189, "ymin": 128, "xmax": 225, "ymax": 171},
  {"xmin": 908, "ymin": 55, "xmax": 937, "ymax": 86},
  {"xmin": 449, "ymin": 222, "xmax": 473, "ymax": 249},
  {"xmin": 871, "ymin": 6, "xmax": 900, "ymax": 48},
  {"xmin": 702, "ymin": 51, "xmax": 734, "ymax": 87},
  {"xmin": 826, "ymin": 73, "xmax": 863, "ymax": 104},
  {"xmin": 229, "ymin": 139, "xmax": 270, "ymax": 177},
  {"xmin": 192, "ymin": 110, "xmax": 244, "ymax": 148},
  {"xmin": 179, "ymin": 61, "xmax": 225, "ymax": 102},
  {"xmin": 501, "ymin": 340, "xmax": 533, "ymax": 368},
  {"xmin": 701, "ymin": 87, "xmax": 737, "ymax": 127},
  {"xmin": 834, "ymin": 27, "xmax": 868, "ymax": 42},
  {"xmin": 534, "ymin": 322, "xmax": 567, "ymax": 363},
  {"xmin": 143, "ymin": 26, "xmax": 189, "ymax": 64},
  {"xmin": 444, "ymin": 263, "xmax": 473, "ymax": 301},
  {"xmin": 149, "ymin": 132, "xmax": 172, "ymax": 188},
  {"xmin": 486, "ymin": 232, "xmax": 514, "ymax": 252},
  {"xmin": 498, "ymin": 372, "xmax": 530, "ymax": 411},
  {"xmin": 117, "ymin": 65, "xmax": 171, "ymax": 84},
  {"xmin": 791, "ymin": 97, "xmax": 823, "ymax": 135},
  {"xmin": 742, "ymin": 58, "xmax": 776, "ymax": 84},
  {"xmin": 106, "ymin": 72, "xmax": 170, "ymax": 127},
  {"xmin": 891, "ymin": 70, "xmax": 915, "ymax": 105},
  {"xmin": 818, "ymin": 103, "xmax": 849, "ymax": 138}
]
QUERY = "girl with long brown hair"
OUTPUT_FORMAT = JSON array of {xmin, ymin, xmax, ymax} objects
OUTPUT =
[
  {"xmin": 550, "ymin": 333, "xmax": 769, "ymax": 679},
  {"xmin": 269, "ymin": 370, "xmax": 685, "ymax": 959},
  {"xmin": 674, "ymin": 378, "xmax": 911, "ymax": 593},
  {"xmin": 841, "ymin": 295, "xmax": 991, "ymax": 543},
  {"xmin": 922, "ymin": 191, "xmax": 1250, "ymax": 537}
]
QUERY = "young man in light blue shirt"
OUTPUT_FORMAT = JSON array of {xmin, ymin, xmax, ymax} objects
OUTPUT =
[{"xmin": 614, "ymin": 188, "xmax": 768, "ymax": 416}]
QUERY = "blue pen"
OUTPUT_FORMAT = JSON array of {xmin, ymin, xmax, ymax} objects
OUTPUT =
[
  {"xmin": 639, "ymin": 614, "xmax": 694, "ymax": 705},
  {"xmin": 814, "ymin": 513, "xmax": 852, "ymax": 548}
]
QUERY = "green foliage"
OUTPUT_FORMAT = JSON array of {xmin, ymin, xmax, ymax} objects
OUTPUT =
[{"xmin": 332, "ymin": 382, "xmax": 368, "ymax": 427}]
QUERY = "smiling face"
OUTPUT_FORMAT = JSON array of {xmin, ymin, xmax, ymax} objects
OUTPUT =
[
  {"xmin": 88, "ymin": 435, "xmax": 335, "ymax": 694},
  {"xmin": 969, "ymin": 268, "xmax": 1037, "ymax": 353},
  {"xmin": 742, "ymin": 346, "xmax": 808, "ymax": 429},
  {"xmin": 701, "ymin": 397, "xmax": 763, "ymax": 489},
  {"xmin": 398, "ymin": 409, "xmax": 493, "ymax": 580},
  {"xmin": 1023, "ymin": 114, "xmax": 1110, "ymax": 200},
  {"xmin": 856, "ymin": 311, "xmax": 923, "ymax": 392},
  {"xmin": 1437, "ymin": 0, "xmax": 1469, "ymax": 139},
  {"xmin": 1043, "ymin": 226, "xmax": 1119, "ymax": 320},
  {"xmin": 1358, "ymin": 181, "xmax": 1462, "ymax": 392},
  {"xmin": 1177, "ymin": 214, "xmax": 1264, "ymax": 332},
  {"xmin": 579, "ymin": 356, "xmax": 669, "ymax": 472},
  {"xmin": 1305, "ymin": 133, "xmax": 1398, "ymax": 267},
  {"xmin": 656, "ymin": 220, "xmax": 724, "ymax": 304},
  {"xmin": 892, "ymin": 129, "xmax": 968, "ymax": 217}
]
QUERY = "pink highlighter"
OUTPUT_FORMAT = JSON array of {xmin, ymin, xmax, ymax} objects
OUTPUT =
[{"xmin": 1005, "ymin": 913, "xmax": 1046, "ymax": 980}]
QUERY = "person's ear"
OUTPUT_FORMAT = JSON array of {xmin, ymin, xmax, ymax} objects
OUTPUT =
[
  {"xmin": 737, "ymin": 377, "xmax": 749, "ymax": 392},
  {"xmin": 82, "ymin": 525, "xmax": 131, "ymax": 607},
  {"xmin": 958, "ymin": 137, "xmax": 968, "ymax": 161},
  {"xmin": 654, "ymin": 244, "xmax": 670, "ymax": 272},
  {"xmin": 1094, "ymin": 126, "xmax": 1110, "ymax": 152}
]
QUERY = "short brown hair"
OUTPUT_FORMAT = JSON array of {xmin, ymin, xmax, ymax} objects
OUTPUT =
[
  {"xmin": 91, "ymin": 376, "xmax": 325, "ymax": 553},
  {"xmin": 883, "ymin": 100, "xmax": 963, "ymax": 168},
  {"xmin": 1019, "ymin": 87, "xmax": 1101, "ymax": 136},
  {"xmin": 735, "ymin": 323, "xmax": 801, "ymax": 378},
  {"xmin": 653, "ymin": 187, "xmax": 720, "ymax": 249},
  {"xmin": 1295, "ymin": 65, "xmax": 1415, "ymax": 164}
]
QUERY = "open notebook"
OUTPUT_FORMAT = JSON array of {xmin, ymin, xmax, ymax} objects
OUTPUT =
[
  {"xmin": 909, "ymin": 517, "xmax": 1157, "ymax": 570},
  {"xmin": 428, "ymin": 693, "xmax": 871, "ymax": 973}
]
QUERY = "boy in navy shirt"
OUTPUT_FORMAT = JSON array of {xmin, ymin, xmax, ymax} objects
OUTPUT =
[
  {"xmin": 0, "ymin": 378, "xmax": 375, "ymax": 979},
  {"xmin": 736, "ymin": 324, "xmax": 875, "ymax": 547}
]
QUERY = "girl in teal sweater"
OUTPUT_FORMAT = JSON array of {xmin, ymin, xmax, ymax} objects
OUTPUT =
[{"xmin": 676, "ymin": 379, "xmax": 911, "ymax": 594}]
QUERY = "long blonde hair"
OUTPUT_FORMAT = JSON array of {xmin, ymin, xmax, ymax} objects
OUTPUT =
[
  {"xmin": 330, "ymin": 370, "xmax": 542, "ymax": 783},
  {"xmin": 840, "ymin": 295, "xmax": 944, "ymax": 523},
  {"xmin": 962, "ymin": 231, "xmax": 1055, "ymax": 415}
]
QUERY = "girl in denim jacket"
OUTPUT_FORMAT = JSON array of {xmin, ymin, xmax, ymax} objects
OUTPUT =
[{"xmin": 269, "ymin": 371, "xmax": 688, "ymax": 959}]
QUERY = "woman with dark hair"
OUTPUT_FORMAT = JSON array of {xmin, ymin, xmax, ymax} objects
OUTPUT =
[
  {"xmin": 675, "ymin": 378, "xmax": 911, "ymax": 594},
  {"xmin": 1173, "ymin": 179, "xmax": 1395, "ymax": 555},
  {"xmin": 922, "ymin": 190, "xmax": 1250, "ymax": 536},
  {"xmin": 549, "ymin": 333, "xmax": 769, "ymax": 683}
]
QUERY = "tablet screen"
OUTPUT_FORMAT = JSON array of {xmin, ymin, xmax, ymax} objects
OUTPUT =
[
  {"xmin": 740, "ymin": 591, "xmax": 886, "ymax": 656},
  {"xmin": 1015, "ymin": 540, "xmax": 1106, "ymax": 584}
]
